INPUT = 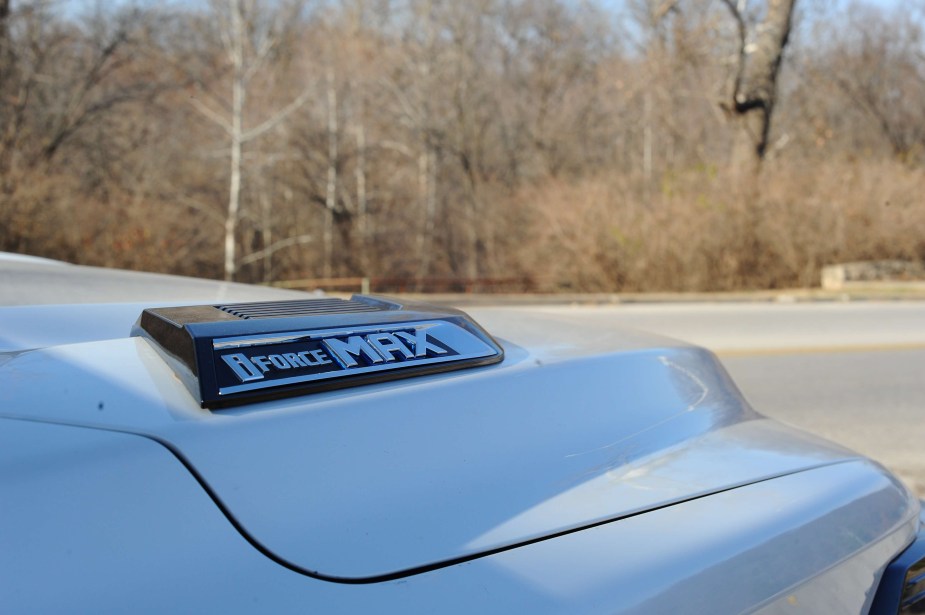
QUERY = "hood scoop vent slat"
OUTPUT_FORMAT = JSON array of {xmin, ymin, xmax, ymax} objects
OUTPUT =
[{"xmin": 217, "ymin": 298, "xmax": 385, "ymax": 319}]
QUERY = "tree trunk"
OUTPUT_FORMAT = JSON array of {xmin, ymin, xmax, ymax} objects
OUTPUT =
[
  {"xmin": 260, "ymin": 188, "xmax": 272, "ymax": 283},
  {"xmin": 0, "ymin": 0, "xmax": 10, "ymax": 79},
  {"xmin": 224, "ymin": 0, "xmax": 245, "ymax": 281},
  {"xmin": 354, "ymin": 105, "xmax": 368, "ymax": 276},
  {"xmin": 723, "ymin": 0, "xmax": 797, "ymax": 175},
  {"xmin": 415, "ymin": 147, "xmax": 437, "ymax": 286},
  {"xmin": 323, "ymin": 65, "xmax": 337, "ymax": 279}
]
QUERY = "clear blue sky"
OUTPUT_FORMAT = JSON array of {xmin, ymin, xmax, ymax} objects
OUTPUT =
[{"xmin": 824, "ymin": 0, "xmax": 907, "ymax": 13}]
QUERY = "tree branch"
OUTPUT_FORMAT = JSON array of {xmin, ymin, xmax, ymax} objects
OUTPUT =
[
  {"xmin": 238, "ymin": 233, "xmax": 313, "ymax": 265},
  {"xmin": 240, "ymin": 86, "xmax": 312, "ymax": 142},
  {"xmin": 188, "ymin": 90, "xmax": 233, "ymax": 134}
]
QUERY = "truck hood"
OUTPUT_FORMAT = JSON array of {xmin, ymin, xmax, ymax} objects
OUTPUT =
[{"xmin": 0, "ymin": 274, "xmax": 860, "ymax": 581}]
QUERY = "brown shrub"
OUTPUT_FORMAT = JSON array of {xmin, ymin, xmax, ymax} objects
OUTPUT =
[{"xmin": 513, "ymin": 160, "xmax": 925, "ymax": 292}]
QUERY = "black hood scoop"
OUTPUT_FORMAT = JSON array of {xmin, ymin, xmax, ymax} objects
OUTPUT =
[{"xmin": 133, "ymin": 296, "xmax": 503, "ymax": 408}]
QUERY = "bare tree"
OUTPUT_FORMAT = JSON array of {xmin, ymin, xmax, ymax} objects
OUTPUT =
[
  {"xmin": 720, "ymin": 0, "xmax": 797, "ymax": 174},
  {"xmin": 829, "ymin": 7, "xmax": 925, "ymax": 160},
  {"xmin": 4, "ymin": 0, "xmax": 925, "ymax": 294},
  {"xmin": 0, "ymin": 0, "xmax": 10, "ymax": 81},
  {"xmin": 0, "ymin": 1, "xmax": 169, "ymax": 254},
  {"xmin": 189, "ymin": 0, "xmax": 311, "ymax": 281}
]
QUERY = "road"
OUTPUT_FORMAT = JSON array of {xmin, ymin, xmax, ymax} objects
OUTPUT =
[{"xmin": 475, "ymin": 302, "xmax": 925, "ymax": 496}]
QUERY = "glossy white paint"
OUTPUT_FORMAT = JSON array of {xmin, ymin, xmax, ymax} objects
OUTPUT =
[
  {"xmin": 0, "ymin": 319, "xmax": 871, "ymax": 579},
  {"xmin": 0, "ymin": 257, "xmax": 305, "ymax": 307},
  {"xmin": 0, "ymin": 262, "xmax": 920, "ymax": 611},
  {"xmin": 0, "ymin": 418, "xmax": 915, "ymax": 613}
]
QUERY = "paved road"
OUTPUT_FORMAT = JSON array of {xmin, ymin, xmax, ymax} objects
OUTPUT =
[
  {"xmin": 478, "ymin": 302, "xmax": 925, "ymax": 496},
  {"xmin": 723, "ymin": 348, "xmax": 925, "ymax": 495}
]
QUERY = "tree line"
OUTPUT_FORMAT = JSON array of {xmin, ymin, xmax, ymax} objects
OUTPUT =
[{"xmin": 1, "ymin": 0, "xmax": 922, "ymax": 292}]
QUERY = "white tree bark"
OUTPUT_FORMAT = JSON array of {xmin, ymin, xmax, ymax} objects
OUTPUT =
[
  {"xmin": 189, "ymin": 0, "xmax": 312, "ymax": 281},
  {"xmin": 323, "ymin": 64, "xmax": 337, "ymax": 279},
  {"xmin": 224, "ymin": 0, "xmax": 245, "ymax": 281}
]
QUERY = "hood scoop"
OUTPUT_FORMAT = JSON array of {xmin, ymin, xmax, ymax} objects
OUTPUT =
[{"xmin": 133, "ymin": 296, "xmax": 503, "ymax": 408}]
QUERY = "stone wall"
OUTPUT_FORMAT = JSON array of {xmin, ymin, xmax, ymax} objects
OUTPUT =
[{"xmin": 821, "ymin": 260, "xmax": 925, "ymax": 290}]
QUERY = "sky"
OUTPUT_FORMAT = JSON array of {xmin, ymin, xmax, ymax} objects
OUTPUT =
[
  {"xmin": 58, "ymin": 0, "xmax": 908, "ymax": 9},
  {"xmin": 592, "ymin": 0, "xmax": 906, "ymax": 9},
  {"xmin": 53, "ymin": 0, "xmax": 914, "ymax": 26}
]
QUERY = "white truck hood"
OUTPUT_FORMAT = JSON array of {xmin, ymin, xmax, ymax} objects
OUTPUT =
[{"xmin": 0, "ymin": 262, "xmax": 863, "ymax": 581}]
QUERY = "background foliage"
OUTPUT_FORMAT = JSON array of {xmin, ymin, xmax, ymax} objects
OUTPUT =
[{"xmin": 0, "ymin": 0, "xmax": 922, "ymax": 291}]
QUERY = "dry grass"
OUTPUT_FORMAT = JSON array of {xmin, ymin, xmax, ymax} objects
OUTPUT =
[
  {"xmin": 515, "ymin": 159, "xmax": 925, "ymax": 292},
  {"xmin": 6, "ymin": 158, "xmax": 921, "ymax": 294}
]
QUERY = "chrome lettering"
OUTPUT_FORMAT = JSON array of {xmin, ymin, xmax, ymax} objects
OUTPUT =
[
  {"xmin": 250, "ymin": 356, "xmax": 271, "ymax": 372},
  {"xmin": 296, "ymin": 349, "xmax": 333, "ymax": 366},
  {"xmin": 221, "ymin": 353, "xmax": 265, "ymax": 382},
  {"xmin": 367, "ymin": 333, "xmax": 414, "ymax": 361},
  {"xmin": 310, "ymin": 349, "xmax": 332, "ymax": 365},
  {"xmin": 283, "ymin": 352, "xmax": 307, "ymax": 367},
  {"xmin": 395, "ymin": 330, "xmax": 447, "ymax": 358},
  {"xmin": 323, "ymin": 336, "xmax": 384, "ymax": 368},
  {"xmin": 297, "ymin": 351, "xmax": 317, "ymax": 366}
]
